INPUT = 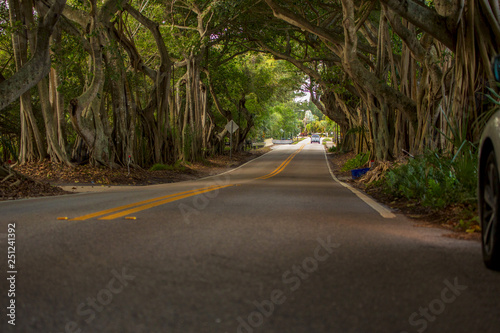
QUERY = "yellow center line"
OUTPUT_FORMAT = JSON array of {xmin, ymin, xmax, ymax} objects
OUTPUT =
[
  {"xmin": 258, "ymin": 155, "xmax": 293, "ymax": 179},
  {"xmin": 258, "ymin": 155, "xmax": 294, "ymax": 180},
  {"xmin": 258, "ymin": 147, "xmax": 303, "ymax": 179},
  {"xmin": 257, "ymin": 145, "xmax": 306, "ymax": 180},
  {"xmin": 69, "ymin": 185, "xmax": 223, "ymax": 221},
  {"xmin": 67, "ymin": 143, "xmax": 305, "ymax": 221},
  {"xmin": 99, "ymin": 185, "xmax": 233, "ymax": 220}
]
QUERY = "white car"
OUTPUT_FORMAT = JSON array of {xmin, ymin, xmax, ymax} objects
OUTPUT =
[
  {"xmin": 478, "ymin": 55, "xmax": 500, "ymax": 270},
  {"xmin": 311, "ymin": 134, "xmax": 321, "ymax": 144}
]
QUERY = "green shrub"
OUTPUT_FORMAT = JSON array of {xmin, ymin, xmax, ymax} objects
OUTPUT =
[
  {"xmin": 341, "ymin": 152, "xmax": 370, "ymax": 172},
  {"xmin": 384, "ymin": 150, "xmax": 477, "ymax": 208},
  {"xmin": 0, "ymin": 136, "xmax": 18, "ymax": 162},
  {"xmin": 328, "ymin": 146, "xmax": 337, "ymax": 153}
]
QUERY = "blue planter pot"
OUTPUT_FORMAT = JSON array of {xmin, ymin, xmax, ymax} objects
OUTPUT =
[{"xmin": 351, "ymin": 167, "xmax": 370, "ymax": 179}]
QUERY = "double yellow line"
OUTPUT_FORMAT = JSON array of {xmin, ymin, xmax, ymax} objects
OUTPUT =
[
  {"xmin": 257, "ymin": 145, "xmax": 305, "ymax": 180},
  {"xmin": 69, "ymin": 185, "xmax": 232, "ymax": 221},
  {"xmin": 66, "ymin": 145, "xmax": 304, "ymax": 221}
]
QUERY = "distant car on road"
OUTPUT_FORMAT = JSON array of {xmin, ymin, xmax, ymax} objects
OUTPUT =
[
  {"xmin": 478, "ymin": 55, "xmax": 500, "ymax": 271},
  {"xmin": 311, "ymin": 134, "xmax": 321, "ymax": 144}
]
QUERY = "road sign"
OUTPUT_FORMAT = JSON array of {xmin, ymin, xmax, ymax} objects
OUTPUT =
[
  {"xmin": 225, "ymin": 120, "xmax": 239, "ymax": 160},
  {"xmin": 225, "ymin": 120, "xmax": 239, "ymax": 134}
]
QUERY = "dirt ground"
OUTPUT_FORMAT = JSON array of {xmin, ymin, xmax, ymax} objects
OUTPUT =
[
  {"xmin": 0, "ymin": 171, "xmax": 69, "ymax": 200},
  {"xmin": 326, "ymin": 151, "xmax": 481, "ymax": 241},
  {"xmin": 1, "ymin": 148, "xmax": 270, "ymax": 200}
]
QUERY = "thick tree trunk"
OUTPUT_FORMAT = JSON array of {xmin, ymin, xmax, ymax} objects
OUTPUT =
[
  {"xmin": 0, "ymin": 0, "xmax": 66, "ymax": 112},
  {"xmin": 123, "ymin": 3, "xmax": 174, "ymax": 164},
  {"xmin": 236, "ymin": 96, "xmax": 254, "ymax": 152},
  {"xmin": 68, "ymin": 7, "xmax": 108, "ymax": 165},
  {"xmin": 179, "ymin": 55, "xmax": 207, "ymax": 162},
  {"xmin": 49, "ymin": 27, "xmax": 68, "ymax": 155},
  {"xmin": 37, "ymin": 77, "xmax": 71, "ymax": 165},
  {"xmin": 8, "ymin": 0, "xmax": 45, "ymax": 163}
]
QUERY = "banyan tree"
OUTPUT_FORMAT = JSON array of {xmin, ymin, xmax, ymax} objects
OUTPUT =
[{"xmin": 1, "ymin": 0, "xmax": 499, "ymax": 168}]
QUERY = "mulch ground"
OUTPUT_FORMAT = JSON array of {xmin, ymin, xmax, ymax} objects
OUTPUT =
[
  {"xmin": 326, "ymin": 151, "xmax": 480, "ymax": 241},
  {"xmin": 0, "ymin": 172, "xmax": 70, "ymax": 200},
  {"xmin": 1, "ymin": 148, "xmax": 270, "ymax": 201}
]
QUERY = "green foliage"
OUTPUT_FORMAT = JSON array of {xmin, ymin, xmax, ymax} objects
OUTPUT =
[
  {"xmin": 341, "ymin": 152, "xmax": 370, "ymax": 172},
  {"xmin": 306, "ymin": 120, "xmax": 321, "ymax": 133},
  {"xmin": 384, "ymin": 150, "xmax": 477, "ymax": 208},
  {"xmin": 210, "ymin": 53, "xmax": 305, "ymax": 142},
  {"xmin": 328, "ymin": 146, "xmax": 337, "ymax": 153},
  {"xmin": 452, "ymin": 141, "xmax": 478, "ymax": 193},
  {"xmin": 437, "ymin": 108, "xmax": 470, "ymax": 151},
  {"xmin": 454, "ymin": 214, "xmax": 480, "ymax": 233},
  {"xmin": 0, "ymin": 135, "xmax": 18, "ymax": 162},
  {"xmin": 474, "ymin": 84, "xmax": 500, "ymax": 136},
  {"xmin": 305, "ymin": 115, "xmax": 337, "ymax": 135},
  {"xmin": 51, "ymin": 31, "xmax": 89, "ymax": 100},
  {"xmin": 485, "ymin": 84, "xmax": 500, "ymax": 106},
  {"xmin": 402, "ymin": 106, "xmax": 478, "ymax": 207},
  {"xmin": 260, "ymin": 103, "xmax": 302, "ymax": 138}
]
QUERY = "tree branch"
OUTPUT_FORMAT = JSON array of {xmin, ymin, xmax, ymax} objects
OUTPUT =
[
  {"xmin": 263, "ymin": 0, "xmax": 376, "ymax": 56},
  {"xmin": 379, "ymin": 0, "xmax": 455, "ymax": 50},
  {"xmin": 0, "ymin": 0, "xmax": 67, "ymax": 112}
]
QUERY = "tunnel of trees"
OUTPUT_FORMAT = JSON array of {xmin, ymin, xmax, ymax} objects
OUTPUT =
[{"xmin": 0, "ymin": 0, "xmax": 499, "ymax": 173}]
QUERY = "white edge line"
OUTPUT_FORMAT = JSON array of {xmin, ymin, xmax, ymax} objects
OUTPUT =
[
  {"xmin": 1, "ymin": 143, "xmax": 294, "ymax": 201},
  {"xmin": 323, "ymin": 151, "xmax": 396, "ymax": 219},
  {"xmin": 205, "ymin": 139, "xmax": 309, "ymax": 180},
  {"xmin": 198, "ymin": 147, "xmax": 275, "ymax": 181}
]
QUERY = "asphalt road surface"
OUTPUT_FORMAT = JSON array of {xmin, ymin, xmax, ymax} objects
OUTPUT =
[{"xmin": 1, "ymin": 141, "xmax": 500, "ymax": 333}]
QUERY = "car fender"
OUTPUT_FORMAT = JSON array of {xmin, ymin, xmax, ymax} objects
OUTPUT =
[{"xmin": 480, "ymin": 111, "xmax": 500, "ymax": 175}]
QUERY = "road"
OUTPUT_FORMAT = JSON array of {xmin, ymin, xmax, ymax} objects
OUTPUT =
[{"xmin": 1, "ymin": 141, "xmax": 500, "ymax": 333}]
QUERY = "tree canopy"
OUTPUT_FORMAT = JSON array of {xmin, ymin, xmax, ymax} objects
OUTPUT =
[{"xmin": 0, "ymin": 0, "xmax": 498, "ymax": 167}]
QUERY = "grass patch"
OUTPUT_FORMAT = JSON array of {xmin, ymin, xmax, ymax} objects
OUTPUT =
[{"xmin": 149, "ymin": 161, "xmax": 186, "ymax": 172}]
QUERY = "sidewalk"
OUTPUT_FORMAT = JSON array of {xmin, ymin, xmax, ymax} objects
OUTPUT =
[
  {"xmin": 325, "ymin": 141, "xmax": 335, "ymax": 149},
  {"xmin": 58, "ymin": 184, "xmax": 130, "ymax": 193}
]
